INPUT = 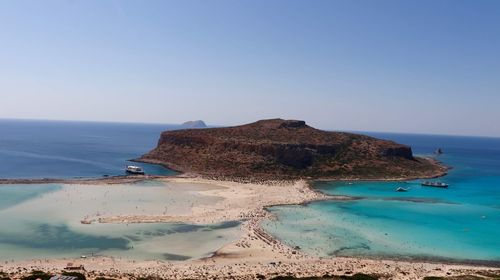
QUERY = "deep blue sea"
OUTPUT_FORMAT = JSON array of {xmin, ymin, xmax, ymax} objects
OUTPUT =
[
  {"xmin": 264, "ymin": 132, "xmax": 500, "ymax": 263},
  {"xmin": 0, "ymin": 119, "xmax": 177, "ymax": 178}
]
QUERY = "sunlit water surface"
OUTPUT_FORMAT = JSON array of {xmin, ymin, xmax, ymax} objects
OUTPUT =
[
  {"xmin": 263, "ymin": 133, "xmax": 500, "ymax": 263},
  {"xmin": 0, "ymin": 181, "xmax": 240, "ymax": 261},
  {"xmin": 0, "ymin": 119, "xmax": 178, "ymax": 178}
]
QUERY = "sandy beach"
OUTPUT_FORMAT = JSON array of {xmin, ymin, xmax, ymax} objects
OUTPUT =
[
  {"xmin": 2, "ymin": 254, "xmax": 499, "ymax": 280},
  {"xmin": 0, "ymin": 176, "xmax": 499, "ymax": 279},
  {"xmin": 95, "ymin": 177, "xmax": 331, "ymax": 224}
]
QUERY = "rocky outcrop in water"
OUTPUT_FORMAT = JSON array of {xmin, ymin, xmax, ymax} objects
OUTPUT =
[
  {"xmin": 181, "ymin": 120, "xmax": 207, "ymax": 128},
  {"xmin": 139, "ymin": 119, "xmax": 446, "ymax": 180}
]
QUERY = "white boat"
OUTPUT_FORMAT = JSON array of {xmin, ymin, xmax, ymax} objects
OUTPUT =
[
  {"xmin": 126, "ymin": 165, "xmax": 145, "ymax": 174},
  {"xmin": 421, "ymin": 181, "xmax": 448, "ymax": 188}
]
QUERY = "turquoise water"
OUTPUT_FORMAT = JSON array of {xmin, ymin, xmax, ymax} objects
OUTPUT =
[
  {"xmin": 0, "ymin": 181, "xmax": 240, "ymax": 261},
  {"xmin": 264, "ymin": 133, "xmax": 500, "ymax": 263},
  {"xmin": 0, "ymin": 184, "xmax": 61, "ymax": 210}
]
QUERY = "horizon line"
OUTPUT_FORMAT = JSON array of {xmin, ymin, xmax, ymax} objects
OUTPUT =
[{"xmin": 1, "ymin": 117, "xmax": 499, "ymax": 140}]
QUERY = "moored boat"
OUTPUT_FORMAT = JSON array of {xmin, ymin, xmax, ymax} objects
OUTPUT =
[
  {"xmin": 126, "ymin": 165, "xmax": 145, "ymax": 174},
  {"xmin": 421, "ymin": 181, "xmax": 448, "ymax": 188}
]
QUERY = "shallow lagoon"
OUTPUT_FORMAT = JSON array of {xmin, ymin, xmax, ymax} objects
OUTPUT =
[
  {"xmin": 264, "ymin": 197, "xmax": 500, "ymax": 262},
  {"xmin": 0, "ymin": 181, "xmax": 240, "ymax": 261},
  {"xmin": 263, "ymin": 133, "xmax": 500, "ymax": 263}
]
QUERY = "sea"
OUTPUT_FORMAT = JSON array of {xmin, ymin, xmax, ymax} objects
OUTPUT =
[
  {"xmin": 0, "ymin": 119, "xmax": 176, "ymax": 179},
  {"xmin": 0, "ymin": 119, "xmax": 499, "ymax": 263},
  {"xmin": 263, "ymin": 132, "xmax": 500, "ymax": 263}
]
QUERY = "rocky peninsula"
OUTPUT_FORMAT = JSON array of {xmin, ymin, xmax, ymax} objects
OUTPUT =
[{"xmin": 139, "ymin": 119, "xmax": 447, "ymax": 180}]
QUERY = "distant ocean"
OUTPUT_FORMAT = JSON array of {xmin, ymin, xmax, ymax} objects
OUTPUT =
[
  {"xmin": 0, "ymin": 119, "xmax": 177, "ymax": 178},
  {"xmin": 264, "ymin": 132, "xmax": 500, "ymax": 263}
]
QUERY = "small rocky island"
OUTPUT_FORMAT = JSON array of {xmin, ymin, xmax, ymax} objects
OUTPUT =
[
  {"xmin": 180, "ymin": 120, "xmax": 207, "ymax": 128},
  {"xmin": 139, "ymin": 119, "xmax": 446, "ymax": 180}
]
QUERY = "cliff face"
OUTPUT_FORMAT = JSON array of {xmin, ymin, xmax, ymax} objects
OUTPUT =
[{"xmin": 140, "ymin": 119, "xmax": 446, "ymax": 179}]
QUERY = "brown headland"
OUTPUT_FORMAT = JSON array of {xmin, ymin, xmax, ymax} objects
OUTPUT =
[{"xmin": 138, "ymin": 118, "xmax": 447, "ymax": 180}]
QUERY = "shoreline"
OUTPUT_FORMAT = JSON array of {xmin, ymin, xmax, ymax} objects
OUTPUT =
[
  {"xmin": 136, "ymin": 156, "xmax": 449, "ymax": 183},
  {"xmin": 0, "ymin": 174, "xmax": 167, "ymax": 185},
  {"xmin": 0, "ymin": 155, "xmax": 448, "ymax": 186},
  {"xmin": 1, "ymin": 175, "xmax": 499, "ymax": 279}
]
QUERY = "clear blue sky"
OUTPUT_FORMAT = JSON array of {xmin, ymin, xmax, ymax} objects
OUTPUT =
[{"xmin": 1, "ymin": 1, "xmax": 499, "ymax": 137}]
